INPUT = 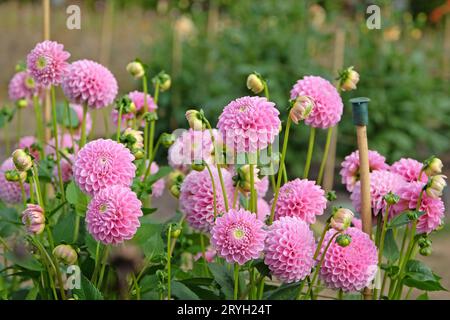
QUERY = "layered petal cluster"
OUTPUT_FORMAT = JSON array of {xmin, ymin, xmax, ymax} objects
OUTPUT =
[
  {"xmin": 340, "ymin": 150, "xmax": 389, "ymax": 192},
  {"xmin": 290, "ymin": 76, "xmax": 343, "ymax": 129},
  {"xmin": 8, "ymin": 71, "xmax": 43, "ymax": 103},
  {"xmin": 73, "ymin": 139, "xmax": 136, "ymax": 196},
  {"xmin": 86, "ymin": 185, "xmax": 142, "ymax": 245},
  {"xmin": 274, "ymin": 179, "xmax": 327, "ymax": 224},
  {"xmin": 217, "ymin": 96, "xmax": 281, "ymax": 153},
  {"xmin": 319, "ymin": 227, "xmax": 378, "ymax": 292},
  {"xmin": 390, "ymin": 158, "xmax": 427, "ymax": 183},
  {"xmin": 62, "ymin": 59, "xmax": 118, "ymax": 109},
  {"xmin": 180, "ymin": 167, "xmax": 234, "ymax": 232},
  {"xmin": 211, "ymin": 208, "xmax": 266, "ymax": 265},
  {"xmin": 264, "ymin": 216, "xmax": 316, "ymax": 283},
  {"xmin": 0, "ymin": 158, "xmax": 30, "ymax": 204}
]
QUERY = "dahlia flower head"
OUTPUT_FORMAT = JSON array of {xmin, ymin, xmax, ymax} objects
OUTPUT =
[
  {"xmin": 112, "ymin": 91, "xmax": 157, "ymax": 129},
  {"xmin": 319, "ymin": 227, "xmax": 378, "ymax": 292},
  {"xmin": 264, "ymin": 216, "xmax": 316, "ymax": 283},
  {"xmin": 217, "ymin": 96, "xmax": 281, "ymax": 153},
  {"xmin": 86, "ymin": 185, "xmax": 142, "ymax": 245},
  {"xmin": 0, "ymin": 158, "xmax": 30, "ymax": 204},
  {"xmin": 274, "ymin": 178, "xmax": 327, "ymax": 224},
  {"xmin": 180, "ymin": 167, "xmax": 234, "ymax": 232},
  {"xmin": 290, "ymin": 76, "xmax": 343, "ymax": 129},
  {"xmin": 168, "ymin": 129, "xmax": 217, "ymax": 173},
  {"xmin": 46, "ymin": 133, "xmax": 78, "ymax": 157},
  {"xmin": 211, "ymin": 208, "xmax": 266, "ymax": 265},
  {"xmin": 8, "ymin": 70, "xmax": 43, "ymax": 104},
  {"xmin": 73, "ymin": 139, "xmax": 136, "ymax": 196},
  {"xmin": 351, "ymin": 170, "xmax": 405, "ymax": 217},
  {"xmin": 62, "ymin": 59, "xmax": 118, "ymax": 109},
  {"xmin": 340, "ymin": 149, "xmax": 389, "ymax": 192},
  {"xmin": 27, "ymin": 40, "xmax": 70, "ymax": 87},
  {"xmin": 149, "ymin": 162, "xmax": 165, "ymax": 198},
  {"xmin": 70, "ymin": 104, "xmax": 92, "ymax": 138},
  {"xmin": 22, "ymin": 204, "xmax": 45, "ymax": 235},
  {"xmin": 17, "ymin": 136, "xmax": 40, "ymax": 161},
  {"xmin": 394, "ymin": 181, "xmax": 445, "ymax": 234},
  {"xmin": 390, "ymin": 158, "xmax": 427, "ymax": 183}
]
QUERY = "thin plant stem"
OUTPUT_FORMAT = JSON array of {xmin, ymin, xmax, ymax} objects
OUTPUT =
[
  {"xmin": 167, "ymin": 225, "xmax": 172, "ymax": 300},
  {"xmin": 33, "ymin": 95, "xmax": 45, "ymax": 159},
  {"xmin": 249, "ymin": 163, "xmax": 256, "ymax": 213},
  {"xmin": 50, "ymin": 86, "xmax": 66, "ymax": 201},
  {"xmin": 303, "ymin": 127, "xmax": 316, "ymax": 179},
  {"xmin": 91, "ymin": 242, "xmax": 101, "ymax": 283},
  {"xmin": 232, "ymin": 187, "xmax": 239, "ymax": 209},
  {"xmin": 63, "ymin": 101, "xmax": 75, "ymax": 153},
  {"xmin": 205, "ymin": 163, "xmax": 218, "ymax": 219},
  {"xmin": 317, "ymin": 127, "xmax": 333, "ymax": 185},
  {"xmin": 17, "ymin": 108, "xmax": 22, "ymax": 142},
  {"xmin": 19, "ymin": 179, "xmax": 27, "ymax": 207},
  {"xmin": 374, "ymin": 203, "xmax": 391, "ymax": 300},
  {"xmin": 116, "ymin": 105, "xmax": 123, "ymax": 142},
  {"xmin": 80, "ymin": 104, "xmax": 88, "ymax": 148},
  {"xmin": 234, "ymin": 263, "xmax": 239, "ymax": 300},
  {"xmin": 4, "ymin": 121, "xmax": 10, "ymax": 156},
  {"xmin": 199, "ymin": 233, "xmax": 209, "ymax": 276},
  {"xmin": 103, "ymin": 108, "xmax": 110, "ymax": 137},
  {"xmin": 97, "ymin": 245, "xmax": 110, "ymax": 289}
]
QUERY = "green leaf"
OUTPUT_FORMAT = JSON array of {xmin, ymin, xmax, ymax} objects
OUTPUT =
[
  {"xmin": 142, "ymin": 207, "xmax": 157, "ymax": 215},
  {"xmin": 0, "ymin": 207, "xmax": 20, "ymax": 237},
  {"xmin": 145, "ymin": 166, "xmax": 171, "ymax": 185},
  {"xmin": 66, "ymin": 182, "xmax": 88, "ymax": 216},
  {"xmin": 52, "ymin": 211, "xmax": 77, "ymax": 244},
  {"xmin": 252, "ymin": 259, "xmax": 271, "ymax": 279},
  {"xmin": 56, "ymin": 103, "xmax": 79, "ymax": 128},
  {"xmin": 140, "ymin": 274, "xmax": 159, "ymax": 293},
  {"xmin": 142, "ymin": 233, "xmax": 165, "ymax": 260},
  {"xmin": 403, "ymin": 260, "xmax": 447, "ymax": 292},
  {"xmin": 4, "ymin": 252, "xmax": 43, "ymax": 272},
  {"xmin": 382, "ymin": 229, "xmax": 399, "ymax": 261},
  {"xmin": 265, "ymin": 282, "xmax": 300, "ymax": 300},
  {"xmin": 84, "ymin": 232, "xmax": 99, "ymax": 260},
  {"xmin": 72, "ymin": 275, "xmax": 104, "ymax": 300},
  {"xmin": 171, "ymin": 280, "xmax": 200, "ymax": 300},
  {"xmin": 388, "ymin": 210, "xmax": 425, "ymax": 229},
  {"xmin": 208, "ymin": 263, "xmax": 234, "ymax": 299},
  {"xmin": 416, "ymin": 292, "xmax": 429, "ymax": 300}
]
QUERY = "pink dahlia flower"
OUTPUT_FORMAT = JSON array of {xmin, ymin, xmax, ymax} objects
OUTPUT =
[
  {"xmin": 319, "ymin": 227, "xmax": 378, "ymax": 292},
  {"xmin": 264, "ymin": 216, "xmax": 316, "ymax": 283},
  {"xmin": 290, "ymin": 76, "xmax": 343, "ymax": 129},
  {"xmin": 17, "ymin": 136, "xmax": 40, "ymax": 161},
  {"xmin": 351, "ymin": 217, "xmax": 363, "ymax": 230},
  {"xmin": 86, "ymin": 185, "xmax": 142, "ymax": 245},
  {"xmin": 8, "ymin": 71, "xmax": 43, "ymax": 104},
  {"xmin": 274, "ymin": 178, "xmax": 327, "ymax": 224},
  {"xmin": 112, "ymin": 91, "xmax": 157, "ymax": 129},
  {"xmin": 394, "ymin": 181, "xmax": 445, "ymax": 234},
  {"xmin": 390, "ymin": 158, "xmax": 427, "ymax": 183},
  {"xmin": 340, "ymin": 150, "xmax": 389, "ymax": 192},
  {"xmin": 149, "ymin": 162, "xmax": 165, "ymax": 198},
  {"xmin": 70, "ymin": 104, "xmax": 92, "ymax": 138},
  {"xmin": 168, "ymin": 129, "xmax": 216, "ymax": 173},
  {"xmin": 351, "ymin": 170, "xmax": 405, "ymax": 217},
  {"xmin": 217, "ymin": 96, "xmax": 281, "ymax": 153},
  {"xmin": 0, "ymin": 158, "xmax": 30, "ymax": 204},
  {"xmin": 22, "ymin": 204, "xmax": 45, "ymax": 235},
  {"xmin": 27, "ymin": 40, "xmax": 70, "ymax": 86},
  {"xmin": 256, "ymin": 198, "xmax": 270, "ymax": 222},
  {"xmin": 211, "ymin": 208, "xmax": 266, "ymax": 265},
  {"xmin": 73, "ymin": 139, "xmax": 136, "ymax": 196},
  {"xmin": 62, "ymin": 59, "xmax": 118, "ymax": 109},
  {"xmin": 180, "ymin": 167, "xmax": 234, "ymax": 232}
]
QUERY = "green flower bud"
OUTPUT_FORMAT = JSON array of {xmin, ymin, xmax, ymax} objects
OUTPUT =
[
  {"xmin": 12, "ymin": 149, "xmax": 33, "ymax": 172},
  {"xmin": 160, "ymin": 133, "xmax": 175, "ymax": 148},
  {"xmin": 424, "ymin": 156, "xmax": 443, "ymax": 177},
  {"xmin": 5, "ymin": 169, "xmax": 27, "ymax": 182},
  {"xmin": 246, "ymin": 73, "xmax": 264, "ymax": 94},
  {"xmin": 419, "ymin": 246, "xmax": 432, "ymax": 256},
  {"xmin": 169, "ymin": 184, "xmax": 180, "ymax": 199},
  {"xmin": 171, "ymin": 228, "xmax": 182, "ymax": 239},
  {"xmin": 53, "ymin": 244, "xmax": 78, "ymax": 265},
  {"xmin": 17, "ymin": 98, "xmax": 28, "ymax": 109},
  {"xmin": 191, "ymin": 162, "xmax": 206, "ymax": 172},
  {"xmin": 384, "ymin": 192, "xmax": 400, "ymax": 205},
  {"xmin": 185, "ymin": 109, "xmax": 204, "ymax": 131},
  {"xmin": 336, "ymin": 234, "xmax": 352, "ymax": 247},
  {"xmin": 326, "ymin": 190, "xmax": 337, "ymax": 202},
  {"xmin": 339, "ymin": 66, "xmax": 360, "ymax": 91},
  {"xmin": 426, "ymin": 175, "xmax": 447, "ymax": 199},
  {"xmin": 126, "ymin": 61, "xmax": 145, "ymax": 79}
]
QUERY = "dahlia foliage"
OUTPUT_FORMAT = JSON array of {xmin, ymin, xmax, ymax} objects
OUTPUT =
[{"xmin": 0, "ymin": 41, "xmax": 447, "ymax": 301}]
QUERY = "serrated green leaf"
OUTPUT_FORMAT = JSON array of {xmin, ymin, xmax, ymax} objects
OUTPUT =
[
  {"xmin": 383, "ymin": 229, "xmax": 399, "ymax": 261},
  {"xmin": 171, "ymin": 280, "xmax": 200, "ymax": 300},
  {"xmin": 208, "ymin": 263, "xmax": 234, "ymax": 299},
  {"xmin": 66, "ymin": 182, "xmax": 88, "ymax": 216},
  {"xmin": 265, "ymin": 282, "xmax": 300, "ymax": 300},
  {"xmin": 4, "ymin": 252, "xmax": 43, "ymax": 272},
  {"xmin": 72, "ymin": 275, "xmax": 103, "ymax": 300}
]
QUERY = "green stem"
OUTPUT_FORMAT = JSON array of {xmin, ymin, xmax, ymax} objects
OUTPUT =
[
  {"xmin": 205, "ymin": 163, "xmax": 218, "ymax": 219},
  {"xmin": 375, "ymin": 203, "xmax": 391, "ymax": 300},
  {"xmin": 17, "ymin": 108, "xmax": 22, "ymax": 142},
  {"xmin": 63, "ymin": 101, "xmax": 75, "ymax": 152},
  {"xmin": 234, "ymin": 263, "xmax": 239, "ymax": 300},
  {"xmin": 33, "ymin": 95, "xmax": 45, "ymax": 159},
  {"xmin": 19, "ymin": 179, "xmax": 27, "ymax": 207},
  {"xmin": 232, "ymin": 187, "xmax": 239, "ymax": 209},
  {"xmin": 103, "ymin": 108, "xmax": 110, "ymax": 137},
  {"xmin": 116, "ymin": 105, "xmax": 123, "ymax": 142},
  {"xmin": 317, "ymin": 127, "xmax": 333, "ymax": 185},
  {"xmin": 249, "ymin": 163, "xmax": 256, "ymax": 213},
  {"xmin": 199, "ymin": 233, "xmax": 209, "ymax": 276},
  {"xmin": 167, "ymin": 225, "xmax": 172, "ymax": 300},
  {"xmin": 303, "ymin": 127, "xmax": 316, "ymax": 179},
  {"xmin": 73, "ymin": 215, "xmax": 80, "ymax": 244},
  {"xmin": 97, "ymin": 245, "xmax": 110, "ymax": 289},
  {"xmin": 80, "ymin": 104, "xmax": 88, "ymax": 148},
  {"xmin": 269, "ymin": 117, "xmax": 292, "ymax": 224},
  {"xmin": 91, "ymin": 242, "xmax": 101, "ymax": 283},
  {"xmin": 50, "ymin": 86, "xmax": 66, "ymax": 201}
]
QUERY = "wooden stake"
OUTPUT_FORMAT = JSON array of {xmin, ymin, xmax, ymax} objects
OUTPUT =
[
  {"xmin": 350, "ymin": 97, "xmax": 372, "ymax": 300},
  {"xmin": 43, "ymin": 0, "xmax": 51, "ymax": 142}
]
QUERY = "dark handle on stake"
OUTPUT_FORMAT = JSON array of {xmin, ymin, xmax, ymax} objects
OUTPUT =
[{"xmin": 350, "ymin": 97, "xmax": 370, "ymax": 126}]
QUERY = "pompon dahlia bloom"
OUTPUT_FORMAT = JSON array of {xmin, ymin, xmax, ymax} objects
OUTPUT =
[
  {"xmin": 290, "ymin": 76, "xmax": 343, "ymax": 129},
  {"xmin": 274, "ymin": 179, "xmax": 327, "ymax": 224},
  {"xmin": 340, "ymin": 150, "xmax": 389, "ymax": 192},
  {"xmin": 150, "ymin": 162, "xmax": 165, "ymax": 198},
  {"xmin": 17, "ymin": 136, "xmax": 40, "ymax": 160},
  {"xmin": 22, "ymin": 204, "xmax": 45, "ymax": 235},
  {"xmin": 180, "ymin": 167, "xmax": 234, "ymax": 232},
  {"xmin": 70, "ymin": 104, "xmax": 92, "ymax": 138},
  {"xmin": 62, "ymin": 59, "xmax": 118, "ymax": 109},
  {"xmin": 112, "ymin": 91, "xmax": 157, "ymax": 128},
  {"xmin": 27, "ymin": 40, "xmax": 70, "ymax": 86},
  {"xmin": 73, "ymin": 139, "xmax": 136, "ymax": 196},
  {"xmin": 8, "ymin": 71, "xmax": 43, "ymax": 103},
  {"xmin": 86, "ymin": 185, "xmax": 142, "ymax": 245},
  {"xmin": 264, "ymin": 216, "xmax": 316, "ymax": 283},
  {"xmin": 168, "ymin": 129, "xmax": 216, "ymax": 173},
  {"xmin": 390, "ymin": 158, "xmax": 427, "ymax": 183},
  {"xmin": 217, "ymin": 96, "xmax": 281, "ymax": 153},
  {"xmin": 256, "ymin": 198, "xmax": 270, "ymax": 222},
  {"xmin": 319, "ymin": 227, "xmax": 378, "ymax": 292},
  {"xmin": 394, "ymin": 182, "xmax": 445, "ymax": 234},
  {"xmin": 0, "ymin": 158, "xmax": 30, "ymax": 204},
  {"xmin": 351, "ymin": 170, "xmax": 405, "ymax": 217},
  {"xmin": 211, "ymin": 208, "xmax": 266, "ymax": 265}
]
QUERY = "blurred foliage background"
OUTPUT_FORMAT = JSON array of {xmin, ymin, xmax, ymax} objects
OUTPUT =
[{"xmin": 1, "ymin": 0, "xmax": 450, "ymax": 186}]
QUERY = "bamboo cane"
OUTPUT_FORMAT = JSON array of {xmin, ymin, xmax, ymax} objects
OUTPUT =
[
  {"xmin": 350, "ymin": 97, "xmax": 372, "ymax": 300},
  {"xmin": 43, "ymin": 0, "xmax": 51, "ymax": 142}
]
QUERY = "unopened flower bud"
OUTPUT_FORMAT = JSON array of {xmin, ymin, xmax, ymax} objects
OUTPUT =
[
  {"xmin": 426, "ymin": 175, "xmax": 447, "ymax": 199},
  {"xmin": 21, "ymin": 204, "xmax": 45, "ymax": 235},
  {"xmin": 143, "ymin": 112, "xmax": 158, "ymax": 122},
  {"xmin": 17, "ymin": 98, "xmax": 28, "ymax": 109},
  {"xmin": 336, "ymin": 234, "xmax": 352, "ymax": 247},
  {"xmin": 169, "ymin": 184, "xmax": 180, "ymax": 199},
  {"xmin": 12, "ymin": 149, "xmax": 33, "ymax": 172},
  {"xmin": 5, "ymin": 169, "xmax": 27, "ymax": 183},
  {"xmin": 191, "ymin": 162, "xmax": 205, "ymax": 172},
  {"xmin": 326, "ymin": 190, "xmax": 337, "ymax": 202},
  {"xmin": 419, "ymin": 246, "xmax": 432, "ymax": 256},
  {"xmin": 339, "ymin": 66, "xmax": 360, "ymax": 91},
  {"xmin": 171, "ymin": 228, "xmax": 182, "ymax": 239},
  {"xmin": 185, "ymin": 109, "xmax": 204, "ymax": 131},
  {"xmin": 236, "ymin": 164, "xmax": 260, "ymax": 193},
  {"xmin": 424, "ymin": 157, "xmax": 443, "ymax": 177},
  {"xmin": 168, "ymin": 170, "xmax": 185, "ymax": 188},
  {"xmin": 418, "ymin": 237, "xmax": 432, "ymax": 248},
  {"xmin": 159, "ymin": 74, "xmax": 171, "ymax": 92},
  {"xmin": 128, "ymin": 102, "xmax": 137, "ymax": 114},
  {"xmin": 384, "ymin": 192, "xmax": 400, "ymax": 205},
  {"xmin": 160, "ymin": 133, "xmax": 175, "ymax": 148},
  {"xmin": 289, "ymin": 96, "xmax": 315, "ymax": 124},
  {"xmin": 132, "ymin": 148, "xmax": 145, "ymax": 160},
  {"xmin": 330, "ymin": 208, "xmax": 354, "ymax": 232},
  {"xmin": 123, "ymin": 128, "xmax": 144, "ymax": 150},
  {"xmin": 53, "ymin": 244, "xmax": 78, "ymax": 265},
  {"xmin": 126, "ymin": 61, "xmax": 145, "ymax": 79},
  {"xmin": 246, "ymin": 73, "xmax": 265, "ymax": 94}
]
